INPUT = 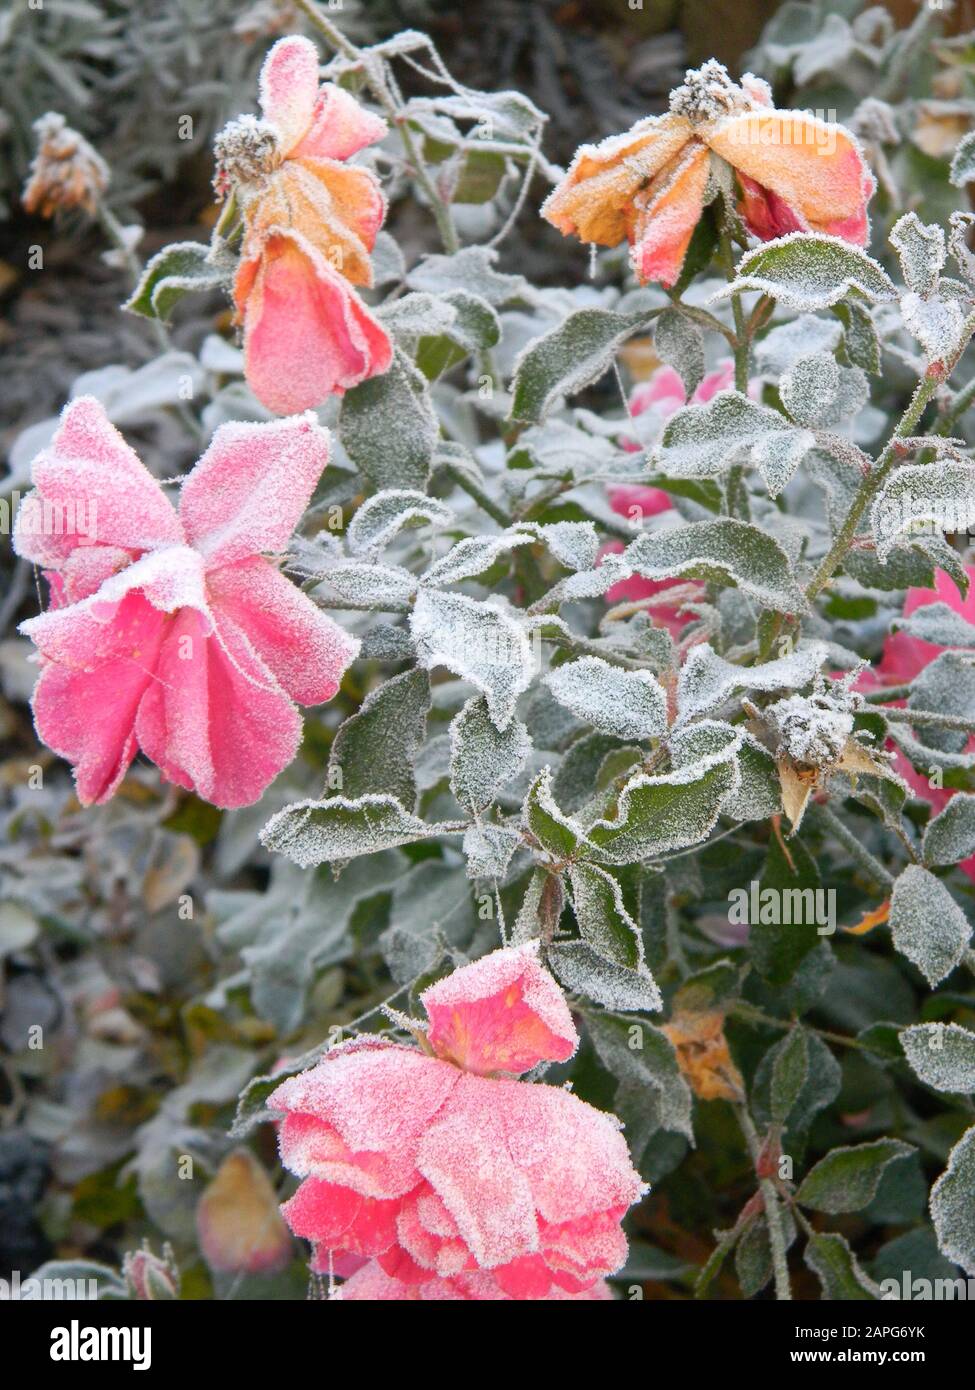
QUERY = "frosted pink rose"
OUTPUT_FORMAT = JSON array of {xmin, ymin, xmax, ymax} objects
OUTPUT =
[
  {"xmin": 861, "ymin": 566, "xmax": 975, "ymax": 881},
  {"xmin": 269, "ymin": 942, "xmax": 646, "ymax": 1299},
  {"xmin": 13, "ymin": 397, "xmax": 357, "ymax": 808},
  {"xmin": 335, "ymin": 1259, "xmax": 614, "ymax": 1301},
  {"xmin": 227, "ymin": 36, "xmax": 392, "ymax": 414}
]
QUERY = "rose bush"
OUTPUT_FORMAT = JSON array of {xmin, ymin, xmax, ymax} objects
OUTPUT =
[{"xmin": 8, "ymin": 1, "xmax": 975, "ymax": 1303}]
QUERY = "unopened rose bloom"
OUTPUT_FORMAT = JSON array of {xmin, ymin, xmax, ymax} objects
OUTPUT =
[
  {"xmin": 13, "ymin": 398, "xmax": 357, "ymax": 808},
  {"xmin": 542, "ymin": 60, "xmax": 874, "ymax": 287},
  {"xmin": 216, "ymin": 35, "xmax": 392, "ymax": 413},
  {"xmin": 22, "ymin": 112, "xmax": 109, "ymax": 220},
  {"xmin": 863, "ymin": 566, "xmax": 975, "ymax": 881},
  {"xmin": 269, "ymin": 942, "xmax": 646, "ymax": 1298},
  {"xmin": 334, "ymin": 1260, "xmax": 613, "ymax": 1300}
]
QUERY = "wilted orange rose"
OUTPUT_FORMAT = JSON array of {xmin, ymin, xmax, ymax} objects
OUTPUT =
[
  {"xmin": 542, "ymin": 61, "xmax": 875, "ymax": 288},
  {"xmin": 217, "ymin": 35, "xmax": 392, "ymax": 414},
  {"xmin": 662, "ymin": 1008, "xmax": 744, "ymax": 1102}
]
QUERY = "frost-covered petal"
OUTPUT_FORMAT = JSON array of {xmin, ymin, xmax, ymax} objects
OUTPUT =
[
  {"xmin": 178, "ymin": 412, "xmax": 330, "ymax": 570},
  {"xmin": 541, "ymin": 113, "xmax": 693, "ymax": 248},
  {"xmin": 13, "ymin": 396, "xmax": 182, "ymax": 567},
  {"xmin": 270, "ymin": 1041, "xmax": 461, "ymax": 1170},
  {"xmin": 609, "ymin": 484, "xmax": 675, "ymax": 520},
  {"xmin": 707, "ymin": 111, "xmax": 874, "ymax": 245},
  {"xmin": 235, "ymin": 228, "xmax": 392, "ymax": 416},
  {"xmin": 630, "ymin": 140, "xmax": 710, "ymax": 287},
  {"xmin": 280, "ymin": 1178, "xmax": 400, "ymax": 1258},
  {"xmin": 270, "ymin": 160, "xmax": 384, "ymax": 288},
  {"xmin": 206, "ymin": 556, "xmax": 358, "ymax": 705},
  {"xmin": 277, "ymin": 1113, "xmax": 417, "ymax": 1201},
  {"xmin": 289, "ymin": 83, "xmax": 388, "ymax": 163},
  {"xmin": 257, "ymin": 35, "xmax": 319, "ymax": 154},
  {"xmin": 27, "ymin": 593, "xmax": 168, "ymax": 805},
  {"xmin": 133, "ymin": 606, "xmax": 303, "ymax": 807},
  {"xmin": 420, "ymin": 941, "xmax": 578, "ymax": 1075}
]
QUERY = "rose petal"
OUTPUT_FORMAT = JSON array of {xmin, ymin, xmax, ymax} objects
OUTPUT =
[
  {"xmin": 258, "ymin": 35, "xmax": 320, "ymax": 154},
  {"xmin": 289, "ymin": 83, "xmax": 388, "ymax": 162},
  {"xmin": 630, "ymin": 140, "xmax": 710, "ymax": 287}
]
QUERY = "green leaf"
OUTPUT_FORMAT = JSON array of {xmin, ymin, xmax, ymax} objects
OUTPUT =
[
  {"xmin": 523, "ymin": 768, "xmax": 588, "ymax": 860},
  {"xmin": 584, "ymin": 730, "xmax": 740, "ymax": 866},
  {"xmin": 717, "ymin": 233, "xmax": 897, "ymax": 312},
  {"xmin": 407, "ymin": 244, "xmax": 530, "ymax": 306},
  {"xmin": 329, "ymin": 669, "xmax": 430, "ymax": 810},
  {"xmin": 895, "ymin": 602, "xmax": 975, "ymax": 650},
  {"xmin": 771, "ymin": 1026, "xmax": 810, "ymax": 1124},
  {"xmin": 753, "ymin": 1031, "xmax": 841, "ymax": 1137},
  {"xmin": 339, "ymin": 350, "xmax": 437, "ymax": 490},
  {"xmin": 260, "ymin": 794, "xmax": 454, "ymax": 868},
  {"xmin": 24, "ymin": 1260, "xmax": 127, "ymax": 1300},
  {"xmin": 410, "ymin": 588, "xmax": 533, "ymax": 731},
  {"xmin": 124, "ymin": 240, "xmax": 229, "ymax": 321},
  {"xmin": 449, "ymin": 695, "xmax": 531, "ymax": 812},
  {"xmin": 654, "ymin": 307, "xmax": 705, "ymax": 395},
  {"xmin": 931, "ymin": 1124, "xmax": 975, "ymax": 1275},
  {"xmin": 545, "ymin": 656, "xmax": 668, "ymax": 741},
  {"xmin": 673, "ymin": 959, "xmax": 740, "ymax": 1015},
  {"xmin": 889, "ymin": 864, "xmax": 972, "ymax": 986},
  {"xmin": 803, "ymin": 1232, "xmax": 880, "ymax": 1299},
  {"xmin": 923, "ymin": 793, "xmax": 975, "ymax": 868},
  {"xmin": 346, "ymin": 488, "xmax": 454, "ymax": 556},
  {"xmin": 796, "ymin": 1139, "xmax": 915, "ymax": 1214},
  {"xmin": 872, "ymin": 460, "xmax": 975, "ymax": 562},
  {"xmin": 586, "ymin": 1012, "xmax": 694, "ymax": 1148},
  {"xmin": 625, "ymin": 519, "xmax": 807, "ymax": 613},
  {"xmin": 658, "ymin": 391, "xmax": 814, "ymax": 497},
  {"xmin": 902, "ymin": 1022, "xmax": 975, "ymax": 1093},
  {"xmin": 509, "ymin": 307, "xmax": 653, "ymax": 424},
  {"xmin": 950, "ymin": 128, "xmax": 975, "ymax": 186},
  {"xmin": 833, "ymin": 299, "xmax": 882, "ymax": 374},
  {"xmin": 549, "ymin": 941, "xmax": 662, "ymax": 1012}
]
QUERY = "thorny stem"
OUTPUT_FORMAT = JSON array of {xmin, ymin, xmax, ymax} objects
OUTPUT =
[{"xmin": 733, "ymin": 1103, "xmax": 792, "ymax": 1301}]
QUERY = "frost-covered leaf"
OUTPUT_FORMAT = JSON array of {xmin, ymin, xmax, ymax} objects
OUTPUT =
[
  {"xmin": 585, "ymin": 726, "xmax": 741, "ymax": 865},
  {"xmin": 931, "ymin": 1125, "xmax": 975, "ymax": 1275},
  {"xmin": 462, "ymin": 823, "xmax": 522, "ymax": 880},
  {"xmin": 544, "ymin": 656, "xmax": 668, "ymax": 741},
  {"xmin": 449, "ymin": 695, "xmax": 530, "ymax": 812},
  {"xmin": 889, "ymin": 864, "xmax": 971, "ymax": 986},
  {"xmin": 524, "ymin": 520, "xmax": 601, "ymax": 571},
  {"xmin": 347, "ymin": 489, "xmax": 454, "ymax": 556},
  {"xmin": 407, "ymin": 244, "xmax": 530, "ymax": 306},
  {"xmin": 715, "ymin": 233, "xmax": 896, "ymax": 312},
  {"xmin": 125, "ymin": 240, "xmax": 229, "ymax": 322},
  {"xmin": 722, "ymin": 734, "xmax": 782, "ymax": 822},
  {"xmin": 586, "ymin": 1013, "xmax": 694, "ymax": 1148},
  {"xmin": 318, "ymin": 562, "xmax": 416, "ymax": 605},
  {"xmin": 340, "ymin": 351, "xmax": 437, "ymax": 490},
  {"xmin": 770, "ymin": 1026, "xmax": 809, "ymax": 1124},
  {"xmin": 509, "ymin": 307, "xmax": 653, "ymax": 424},
  {"xmin": 549, "ymin": 941, "xmax": 662, "ymax": 1013},
  {"xmin": 900, "ymin": 291, "xmax": 965, "ymax": 363},
  {"xmin": 378, "ymin": 290, "xmax": 458, "ymax": 342},
  {"xmin": 909, "ymin": 651, "xmax": 975, "ymax": 752},
  {"xmin": 804, "ymin": 1233, "xmax": 879, "ymax": 1300},
  {"xmin": 260, "ymin": 795, "xmax": 453, "ymax": 868},
  {"xmin": 780, "ymin": 354, "xmax": 868, "ymax": 428},
  {"xmin": 895, "ymin": 602, "xmax": 975, "ymax": 649},
  {"xmin": 656, "ymin": 389, "xmax": 814, "ymax": 495},
  {"xmin": 902, "ymin": 1023, "xmax": 975, "ymax": 1093},
  {"xmin": 523, "ymin": 768, "xmax": 589, "ymax": 859},
  {"xmin": 833, "ymin": 299, "xmax": 882, "ymax": 374},
  {"xmin": 567, "ymin": 861, "xmax": 654, "ymax": 978},
  {"xmin": 329, "ymin": 669, "xmax": 430, "ymax": 810},
  {"xmin": 625, "ymin": 519, "xmax": 807, "ymax": 612},
  {"xmin": 755, "ymin": 313, "xmax": 843, "ymax": 376},
  {"xmin": 654, "ymin": 307, "xmax": 705, "ymax": 395},
  {"xmin": 423, "ymin": 532, "xmax": 533, "ymax": 586},
  {"xmin": 923, "ymin": 794, "xmax": 975, "ymax": 868},
  {"xmin": 676, "ymin": 640, "xmax": 827, "ymax": 723},
  {"xmin": 871, "ymin": 460, "xmax": 975, "ymax": 561},
  {"xmin": 950, "ymin": 129, "xmax": 975, "ymax": 186},
  {"xmin": 410, "ymin": 588, "xmax": 533, "ymax": 730},
  {"xmin": 796, "ymin": 1139, "xmax": 914, "ymax": 1213},
  {"xmin": 890, "ymin": 212, "xmax": 946, "ymax": 297}
]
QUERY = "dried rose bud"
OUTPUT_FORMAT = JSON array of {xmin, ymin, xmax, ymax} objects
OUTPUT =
[{"xmin": 22, "ymin": 112, "xmax": 109, "ymax": 219}]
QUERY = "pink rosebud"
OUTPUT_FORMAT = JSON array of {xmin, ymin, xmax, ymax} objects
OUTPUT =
[
  {"xmin": 14, "ymin": 397, "xmax": 358, "ymax": 808},
  {"xmin": 269, "ymin": 942, "xmax": 646, "ymax": 1299}
]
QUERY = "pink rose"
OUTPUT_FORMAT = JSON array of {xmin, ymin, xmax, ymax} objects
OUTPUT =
[
  {"xmin": 270, "ymin": 942, "xmax": 646, "ymax": 1299},
  {"xmin": 334, "ymin": 1259, "xmax": 613, "ymax": 1300},
  {"xmin": 14, "ymin": 397, "xmax": 357, "ymax": 808}
]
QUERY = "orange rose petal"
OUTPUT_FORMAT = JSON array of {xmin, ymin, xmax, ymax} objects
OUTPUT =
[
  {"xmin": 845, "ymin": 899, "xmax": 891, "ymax": 935},
  {"xmin": 541, "ymin": 114, "xmax": 692, "ymax": 247},
  {"xmin": 629, "ymin": 140, "xmax": 710, "ymax": 287},
  {"xmin": 707, "ymin": 111, "xmax": 874, "ymax": 245}
]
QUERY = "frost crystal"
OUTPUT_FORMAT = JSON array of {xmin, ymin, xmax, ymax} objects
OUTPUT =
[
  {"xmin": 213, "ymin": 114, "xmax": 280, "ymax": 198},
  {"xmin": 544, "ymin": 657, "xmax": 668, "ymax": 742},
  {"xmin": 764, "ymin": 676, "xmax": 859, "ymax": 770},
  {"xmin": 670, "ymin": 60, "xmax": 748, "ymax": 125}
]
